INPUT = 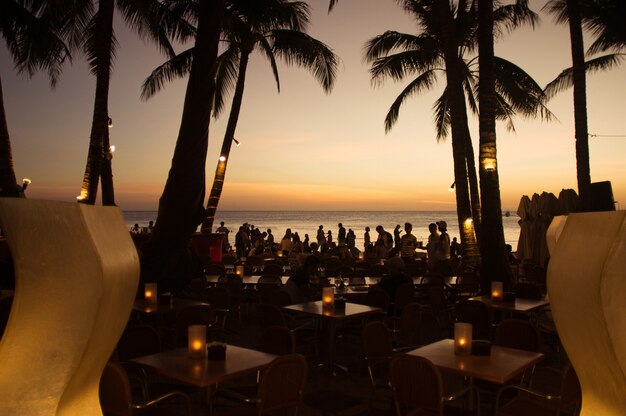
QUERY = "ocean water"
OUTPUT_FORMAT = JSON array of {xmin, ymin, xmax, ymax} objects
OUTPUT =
[{"xmin": 124, "ymin": 210, "xmax": 521, "ymax": 250}]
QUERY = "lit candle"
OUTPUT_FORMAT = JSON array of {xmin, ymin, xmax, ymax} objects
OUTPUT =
[
  {"xmin": 322, "ymin": 287, "xmax": 334, "ymax": 309},
  {"xmin": 491, "ymin": 281, "xmax": 503, "ymax": 301},
  {"xmin": 144, "ymin": 283, "xmax": 157, "ymax": 304},
  {"xmin": 358, "ymin": 252, "xmax": 365, "ymax": 261},
  {"xmin": 454, "ymin": 322, "xmax": 472, "ymax": 355},
  {"xmin": 235, "ymin": 265, "xmax": 244, "ymax": 276},
  {"xmin": 277, "ymin": 252, "xmax": 283, "ymax": 257},
  {"xmin": 188, "ymin": 325, "xmax": 207, "ymax": 358}
]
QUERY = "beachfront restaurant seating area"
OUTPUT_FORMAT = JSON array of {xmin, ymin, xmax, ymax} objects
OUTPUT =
[
  {"xmin": 14, "ymin": 202, "xmax": 626, "ymax": 416},
  {"xmin": 0, "ymin": 243, "xmax": 581, "ymax": 416},
  {"xmin": 115, "ymin": 247, "xmax": 582, "ymax": 416}
]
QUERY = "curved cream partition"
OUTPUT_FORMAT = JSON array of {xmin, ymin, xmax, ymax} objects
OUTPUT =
[
  {"xmin": 0, "ymin": 199, "xmax": 139, "ymax": 416},
  {"xmin": 547, "ymin": 212, "xmax": 626, "ymax": 414}
]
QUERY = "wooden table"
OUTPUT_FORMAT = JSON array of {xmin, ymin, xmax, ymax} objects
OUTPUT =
[
  {"xmin": 406, "ymin": 339, "xmax": 544, "ymax": 384},
  {"xmin": 130, "ymin": 345, "xmax": 277, "ymax": 388},
  {"xmin": 130, "ymin": 345, "xmax": 277, "ymax": 413},
  {"xmin": 132, "ymin": 298, "xmax": 209, "ymax": 315},
  {"xmin": 283, "ymin": 301, "xmax": 382, "ymax": 374},
  {"xmin": 205, "ymin": 275, "xmax": 290, "ymax": 286},
  {"xmin": 468, "ymin": 295, "xmax": 549, "ymax": 315}
]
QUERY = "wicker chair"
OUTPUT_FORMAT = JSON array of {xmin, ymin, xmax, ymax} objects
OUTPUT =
[{"xmin": 390, "ymin": 354, "xmax": 478, "ymax": 416}]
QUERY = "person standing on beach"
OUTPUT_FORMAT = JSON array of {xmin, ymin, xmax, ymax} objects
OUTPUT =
[
  {"xmin": 424, "ymin": 223, "xmax": 439, "ymax": 269},
  {"xmin": 216, "ymin": 221, "xmax": 230, "ymax": 252},
  {"xmin": 346, "ymin": 229, "xmax": 356, "ymax": 249},
  {"xmin": 280, "ymin": 229, "xmax": 293, "ymax": 256},
  {"xmin": 337, "ymin": 223, "xmax": 346, "ymax": 245},
  {"xmin": 436, "ymin": 221, "xmax": 451, "ymax": 263},
  {"xmin": 235, "ymin": 225, "xmax": 249, "ymax": 259},
  {"xmin": 393, "ymin": 225, "xmax": 402, "ymax": 252},
  {"xmin": 375, "ymin": 225, "xmax": 393, "ymax": 258},
  {"xmin": 266, "ymin": 228, "xmax": 275, "ymax": 252},
  {"xmin": 317, "ymin": 225, "xmax": 325, "ymax": 247},
  {"xmin": 326, "ymin": 230, "xmax": 333, "ymax": 246},
  {"xmin": 400, "ymin": 222, "xmax": 418, "ymax": 261},
  {"xmin": 364, "ymin": 227, "xmax": 371, "ymax": 251}
]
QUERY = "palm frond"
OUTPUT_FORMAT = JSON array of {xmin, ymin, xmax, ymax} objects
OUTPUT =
[
  {"xmin": 582, "ymin": 0, "xmax": 626, "ymax": 55},
  {"xmin": 493, "ymin": 56, "xmax": 554, "ymax": 122},
  {"xmin": 116, "ymin": 0, "xmax": 177, "ymax": 58},
  {"xmin": 140, "ymin": 47, "xmax": 194, "ymax": 100},
  {"xmin": 256, "ymin": 34, "xmax": 281, "ymax": 93},
  {"xmin": 544, "ymin": 53, "xmax": 624, "ymax": 99},
  {"xmin": 368, "ymin": 50, "xmax": 440, "ymax": 86},
  {"xmin": 362, "ymin": 31, "xmax": 434, "ymax": 62},
  {"xmin": 542, "ymin": 0, "xmax": 569, "ymax": 25},
  {"xmin": 213, "ymin": 47, "xmax": 240, "ymax": 117},
  {"xmin": 493, "ymin": 92, "xmax": 516, "ymax": 133},
  {"xmin": 493, "ymin": 1, "xmax": 538, "ymax": 37},
  {"xmin": 433, "ymin": 89, "xmax": 451, "ymax": 141},
  {"xmin": 269, "ymin": 29, "xmax": 338, "ymax": 93},
  {"xmin": 328, "ymin": 0, "xmax": 339, "ymax": 13},
  {"xmin": 384, "ymin": 70, "xmax": 438, "ymax": 133}
]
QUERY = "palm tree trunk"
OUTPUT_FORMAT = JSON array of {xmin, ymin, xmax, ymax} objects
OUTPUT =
[
  {"xmin": 435, "ymin": 0, "xmax": 480, "ymax": 269},
  {"xmin": 478, "ymin": 0, "xmax": 512, "ymax": 289},
  {"xmin": 464, "ymin": 125, "xmax": 482, "ymax": 238},
  {"xmin": 0, "ymin": 75, "xmax": 20, "ymax": 198},
  {"xmin": 141, "ymin": 0, "xmax": 224, "ymax": 294},
  {"xmin": 202, "ymin": 50, "xmax": 251, "ymax": 233},
  {"xmin": 566, "ymin": 0, "xmax": 591, "ymax": 211},
  {"xmin": 78, "ymin": 0, "xmax": 114, "ymax": 205}
]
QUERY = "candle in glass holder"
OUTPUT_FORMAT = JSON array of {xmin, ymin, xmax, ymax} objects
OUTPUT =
[
  {"xmin": 322, "ymin": 287, "xmax": 335, "ymax": 309},
  {"xmin": 144, "ymin": 283, "xmax": 157, "ymax": 304},
  {"xmin": 358, "ymin": 252, "xmax": 365, "ymax": 261},
  {"xmin": 235, "ymin": 265, "xmax": 244, "ymax": 276},
  {"xmin": 454, "ymin": 322, "xmax": 472, "ymax": 355},
  {"xmin": 491, "ymin": 281, "xmax": 503, "ymax": 301},
  {"xmin": 188, "ymin": 325, "xmax": 207, "ymax": 358}
]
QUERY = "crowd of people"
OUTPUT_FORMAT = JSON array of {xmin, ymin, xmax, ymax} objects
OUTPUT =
[{"xmin": 214, "ymin": 220, "xmax": 458, "ymax": 269}]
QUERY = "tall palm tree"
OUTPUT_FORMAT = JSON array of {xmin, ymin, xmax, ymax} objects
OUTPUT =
[
  {"xmin": 544, "ymin": 0, "xmax": 624, "ymax": 212},
  {"xmin": 141, "ymin": 0, "xmax": 225, "ymax": 294},
  {"xmin": 0, "ymin": 0, "xmax": 71, "ymax": 197},
  {"xmin": 73, "ymin": 0, "xmax": 193, "ymax": 206},
  {"xmin": 364, "ymin": 0, "xmax": 549, "ymax": 266},
  {"xmin": 142, "ymin": 0, "xmax": 338, "ymax": 232},
  {"xmin": 478, "ymin": 0, "xmax": 513, "ymax": 287}
]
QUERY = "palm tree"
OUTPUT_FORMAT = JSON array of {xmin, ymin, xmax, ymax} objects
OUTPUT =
[
  {"xmin": 141, "ymin": 0, "xmax": 225, "ymax": 294},
  {"xmin": 0, "ymin": 1, "xmax": 71, "ymax": 197},
  {"xmin": 142, "ymin": 0, "xmax": 338, "ymax": 232},
  {"xmin": 477, "ymin": 0, "xmax": 513, "ymax": 287},
  {"xmin": 544, "ymin": 0, "xmax": 624, "ymax": 211},
  {"xmin": 364, "ymin": 0, "xmax": 548, "ymax": 267},
  {"xmin": 73, "ymin": 0, "xmax": 192, "ymax": 206}
]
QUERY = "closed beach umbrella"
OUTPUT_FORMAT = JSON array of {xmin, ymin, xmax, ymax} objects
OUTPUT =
[
  {"xmin": 557, "ymin": 188, "xmax": 580, "ymax": 215},
  {"xmin": 533, "ymin": 192, "xmax": 558, "ymax": 267},
  {"xmin": 516, "ymin": 195, "xmax": 534, "ymax": 261}
]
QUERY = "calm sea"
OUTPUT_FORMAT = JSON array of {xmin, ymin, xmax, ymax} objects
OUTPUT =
[{"xmin": 123, "ymin": 210, "xmax": 521, "ymax": 250}]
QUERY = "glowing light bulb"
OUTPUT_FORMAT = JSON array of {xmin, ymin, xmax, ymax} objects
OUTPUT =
[{"xmin": 219, "ymin": 155, "xmax": 226, "ymax": 162}]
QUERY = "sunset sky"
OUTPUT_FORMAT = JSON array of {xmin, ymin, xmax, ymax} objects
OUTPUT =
[{"xmin": 1, "ymin": 0, "xmax": 625, "ymax": 212}]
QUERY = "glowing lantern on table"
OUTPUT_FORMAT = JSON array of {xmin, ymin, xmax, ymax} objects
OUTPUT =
[
  {"xmin": 188, "ymin": 325, "xmax": 207, "ymax": 358},
  {"xmin": 491, "ymin": 281, "xmax": 503, "ymax": 301},
  {"xmin": 235, "ymin": 265, "xmax": 244, "ymax": 276},
  {"xmin": 358, "ymin": 252, "xmax": 365, "ymax": 261},
  {"xmin": 454, "ymin": 323, "xmax": 472, "ymax": 355},
  {"xmin": 144, "ymin": 283, "xmax": 157, "ymax": 304},
  {"xmin": 322, "ymin": 287, "xmax": 334, "ymax": 309}
]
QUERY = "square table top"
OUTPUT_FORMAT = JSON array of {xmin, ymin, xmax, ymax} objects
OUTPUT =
[
  {"xmin": 129, "ymin": 345, "xmax": 277, "ymax": 388},
  {"xmin": 132, "ymin": 298, "xmax": 209, "ymax": 315},
  {"xmin": 406, "ymin": 339, "xmax": 544, "ymax": 384},
  {"xmin": 468, "ymin": 295, "xmax": 549, "ymax": 313},
  {"xmin": 283, "ymin": 300, "xmax": 382, "ymax": 320}
]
